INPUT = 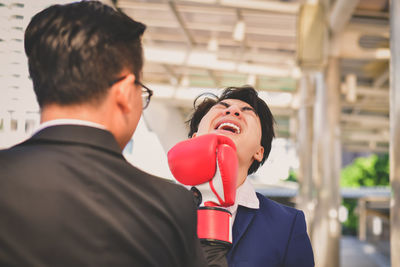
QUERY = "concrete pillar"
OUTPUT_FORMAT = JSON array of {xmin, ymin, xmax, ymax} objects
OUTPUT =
[
  {"xmin": 2, "ymin": 111, "xmax": 11, "ymax": 133},
  {"xmin": 358, "ymin": 199, "xmax": 367, "ymax": 241},
  {"xmin": 311, "ymin": 57, "xmax": 342, "ymax": 267},
  {"xmin": 296, "ymin": 72, "xmax": 315, "ymax": 235},
  {"xmin": 15, "ymin": 110, "xmax": 26, "ymax": 135},
  {"xmin": 142, "ymin": 99, "xmax": 188, "ymax": 152},
  {"xmin": 390, "ymin": 0, "xmax": 400, "ymax": 265}
]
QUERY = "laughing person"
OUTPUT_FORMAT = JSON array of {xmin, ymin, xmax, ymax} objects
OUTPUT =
[{"xmin": 169, "ymin": 86, "xmax": 315, "ymax": 267}]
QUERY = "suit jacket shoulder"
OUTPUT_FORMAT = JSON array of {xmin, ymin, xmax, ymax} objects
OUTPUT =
[
  {"xmin": 227, "ymin": 193, "xmax": 314, "ymax": 267},
  {"xmin": 0, "ymin": 125, "xmax": 207, "ymax": 267}
]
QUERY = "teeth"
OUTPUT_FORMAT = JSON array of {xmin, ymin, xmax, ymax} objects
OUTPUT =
[{"xmin": 217, "ymin": 122, "xmax": 241, "ymax": 134}]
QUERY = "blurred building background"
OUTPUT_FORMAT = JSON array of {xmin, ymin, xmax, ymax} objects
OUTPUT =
[{"xmin": 0, "ymin": 0, "xmax": 399, "ymax": 266}]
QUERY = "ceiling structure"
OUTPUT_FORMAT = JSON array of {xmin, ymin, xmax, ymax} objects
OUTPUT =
[
  {"xmin": 0, "ymin": 0, "xmax": 390, "ymax": 153},
  {"xmin": 117, "ymin": 0, "xmax": 390, "ymax": 154}
]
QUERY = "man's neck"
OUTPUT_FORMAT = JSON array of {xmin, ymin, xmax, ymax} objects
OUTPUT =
[
  {"xmin": 36, "ymin": 119, "xmax": 106, "ymax": 131},
  {"xmin": 40, "ymin": 103, "xmax": 129, "ymax": 150},
  {"xmin": 40, "ymin": 104, "xmax": 106, "ymax": 126},
  {"xmin": 237, "ymin": 166, "xmax": 249, "ymax": 187}
]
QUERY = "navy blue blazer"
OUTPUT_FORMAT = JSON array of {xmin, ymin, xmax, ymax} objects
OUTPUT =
[{"xmin": 227, "ymin": 193, "xmax": 314, "ymax": 267}]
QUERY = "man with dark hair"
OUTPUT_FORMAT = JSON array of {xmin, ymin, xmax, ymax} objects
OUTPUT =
[
  {"xmin": 170, "ymin": 85, "xmax": 314, "ymax": 266},
  {"xmin": 0, "ymin": 1, "xmax": 207, "ymax": 266}
]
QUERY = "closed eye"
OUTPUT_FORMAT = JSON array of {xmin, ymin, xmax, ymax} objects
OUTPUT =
[
  {"xmin": 216, "ymin": 101, "xmax": 258, "ymax": 116},
  {"xmin": 217, "ymin": 101, "xmax": 230, "ymax": 108},
  {"xmin": 242, "ymin": 106, "xmax": 257, "ymax": 116}
]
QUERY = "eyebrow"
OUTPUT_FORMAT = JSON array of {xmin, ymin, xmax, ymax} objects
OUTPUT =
[{"xmin": 217, "ymin": 101, "xmax": 258, "ymax": 115}]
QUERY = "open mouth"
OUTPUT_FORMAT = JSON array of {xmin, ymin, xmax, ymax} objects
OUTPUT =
[{"xmin": 215, "ymin": 122, "xmax": 241, "ymax": 134}]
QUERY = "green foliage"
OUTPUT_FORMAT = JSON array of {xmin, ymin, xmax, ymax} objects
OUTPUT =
[
  {"xmin": 341, "ymin": 153, "xmax": 389, "ymax": 235},
  {"xmin": 286, "ymin": 169, "xmax": 298, "ymax": 182},
  {"xmin": 341, "ymin": 199, "xmax": 358, "ymax": 235},
  {"xmin": 284, "ymin": 154, "xmax": 389, "ymax": 235},
  {"xmin": 341, "ymin": 154, "xmax": 389, "ymax": 187}
]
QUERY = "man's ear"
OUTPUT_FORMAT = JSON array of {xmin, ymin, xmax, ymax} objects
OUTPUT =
[
  {"xmin": 253, "ymin": 146, "xmax": 264, "ymax": 162},
  {"xmin": 113, "ymin": 74, "xmax": 136, "ymax": 113},
  {"xmin": 192, "ymin": 132, "xmax": 197, "ymax": 138}
]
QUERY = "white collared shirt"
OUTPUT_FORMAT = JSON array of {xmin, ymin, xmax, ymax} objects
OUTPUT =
[
  {"xmin": 227, "ymin": 178, "xmax": 260, "ymax": 222},
  {"xmin": 34, "ymin": 119, "xmax": 106, "ymax": 135}
]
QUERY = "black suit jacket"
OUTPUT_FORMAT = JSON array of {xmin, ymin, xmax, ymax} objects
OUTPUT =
[{"xmin": 0, "ymin": 125, "xmax": 207, "ymax": 267}]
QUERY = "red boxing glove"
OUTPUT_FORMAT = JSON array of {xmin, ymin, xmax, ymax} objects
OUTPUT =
[
  {"xmin": 168, "ymin": 134, "xmax": 238, "ymax": 246},
  {"xmin": 167, "ymin": 134, "xmax": 238, "ymax": 207}
]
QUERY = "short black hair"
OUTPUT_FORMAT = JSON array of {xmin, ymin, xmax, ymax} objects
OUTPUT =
[
  {"xmin": 187, "ymin": 86, "xmax": 275, "ymax": 175},
  {"xmin": 24, "ymin": 1, "xmax": 146, "ymax": 107}
]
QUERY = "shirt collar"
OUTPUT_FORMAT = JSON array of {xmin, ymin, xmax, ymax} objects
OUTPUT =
[
  {"xmin": 236, "ymin": 178, "xmax": 259, "ymax": 209},
  {"xmin": 34, "ymin": 119, "xmax": 106, "ymax": 135},
  {"xmin": 227, "ymin": 178, "xmax": 259, "ymax": 222}
]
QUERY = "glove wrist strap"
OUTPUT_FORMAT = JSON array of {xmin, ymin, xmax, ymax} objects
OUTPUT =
[{"xmin": 197, "ymin": 207, "xmax": 232, "ymax": 246}]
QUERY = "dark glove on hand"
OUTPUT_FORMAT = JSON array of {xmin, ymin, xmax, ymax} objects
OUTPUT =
[{"xmin": 200, "ymin": 240, "xmax": 229, "ymax": 267}]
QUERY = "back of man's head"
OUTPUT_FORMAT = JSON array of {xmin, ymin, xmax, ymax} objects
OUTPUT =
[{"xmin": 24, "ymin": 1, "xmax": 146, "ymax": 108}]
